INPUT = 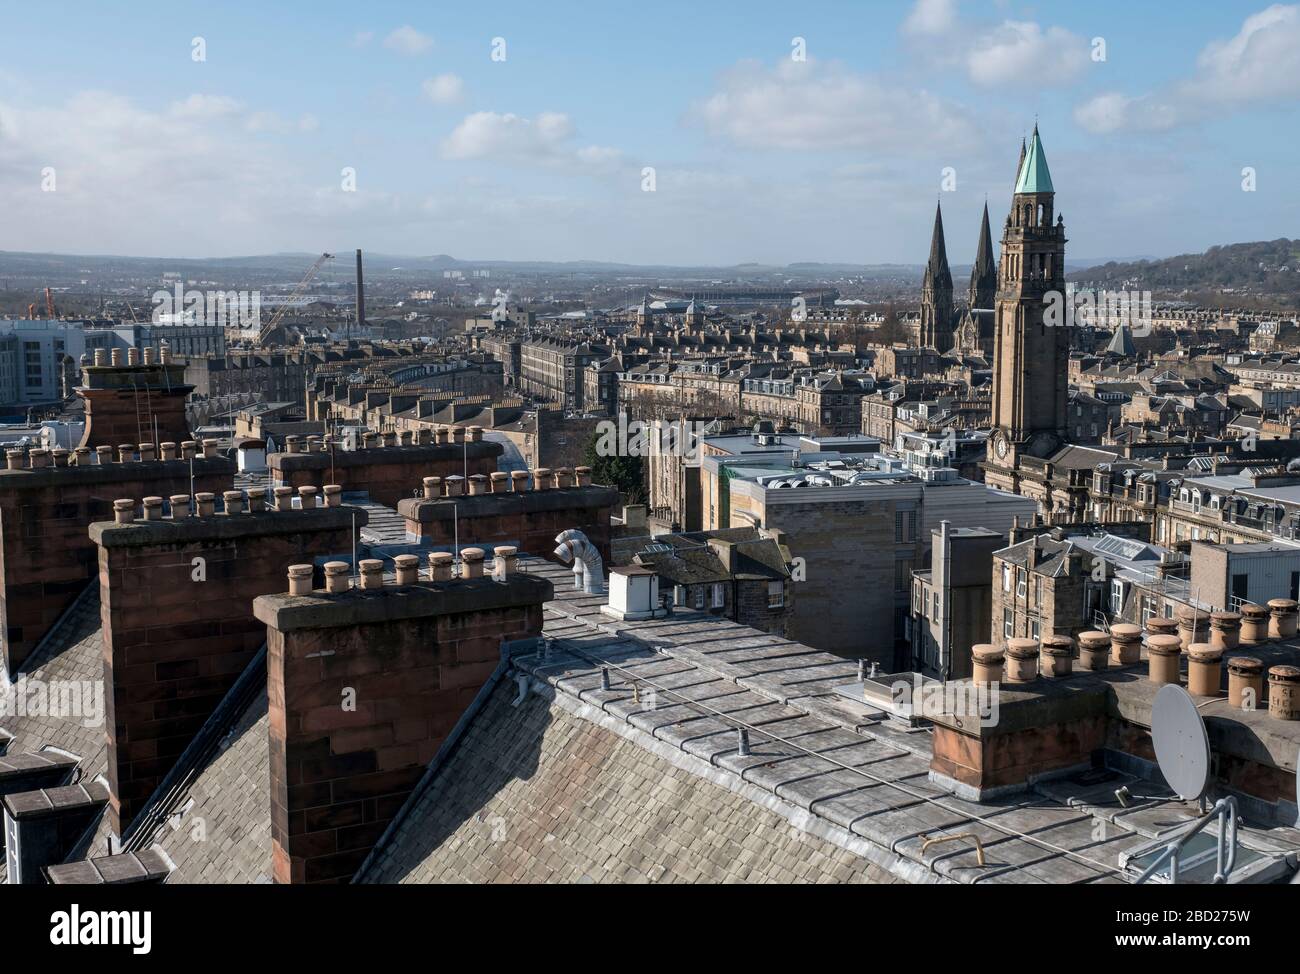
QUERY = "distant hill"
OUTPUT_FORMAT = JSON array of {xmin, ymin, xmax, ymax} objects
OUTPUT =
[{"xmin": 1069, "ymin": 239, "xmax": 1300, "ymax": 299}]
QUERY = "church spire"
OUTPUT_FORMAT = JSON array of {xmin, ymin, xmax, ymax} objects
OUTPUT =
[
  {"xmin": 919, "ymin": 200, "xmax": 954, "ymax": 350},
  {"xmin": 968, "ymin": 201, "xmax": 997, "ymax": 310},
  {"xmin": 923, "ymin": 200, "xmax": 952, "ymax": 292},
  {"xmin": 1015, "ymin": 136, "xmax": 1026, "ymax": 189}
]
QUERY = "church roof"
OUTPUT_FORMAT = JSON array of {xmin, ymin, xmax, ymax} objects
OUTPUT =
[
  {"xmin": 1106, "ymin": 323, "xmax": 1137, "ymax": 358},
  {"xmin": 1014, "ymin": 126, "xmax": 1054, "ymax": 195}
]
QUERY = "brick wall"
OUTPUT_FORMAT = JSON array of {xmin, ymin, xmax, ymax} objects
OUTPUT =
[
  {"xmin": 398, "ymin": 484, "xmax": 619, "ymax": 563},
  {"xmin": 269, "ymin": 441, "xmax": 502, "ymax": 508},
  {"xmin": 77, "ymin": 362, "xmax": 193, "ymax": 449},
  {"xmin": 254, "ymin": 573, "xmax": 553, "ymax": 883},
  {"xmin": 91, "ymin": 504, "xmax": 364, "ymax": 835},
  {"xmin": 0, "ymin": 456, "xmax": 235, "ymax": 675}
]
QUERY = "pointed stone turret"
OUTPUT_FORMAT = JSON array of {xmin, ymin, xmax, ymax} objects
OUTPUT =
[
  {"xmin": 919, "ymin": 200, "xmax": 954, "ymax": 350},
  {"xmin": 968, "ymin": 202, "xmax": 997, "ymax": 311},
  {"xmin": 1015, "ymin": 125, "xmax": 1054, "ymax": 195},
  {"xmin": 1015, "ymin": 136, "xmax": 1026, "ymax": 189}
]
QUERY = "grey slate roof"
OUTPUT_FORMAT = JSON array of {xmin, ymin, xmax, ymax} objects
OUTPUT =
[{"xmin": 0, "ymin": 583, "xmax": 108, "ymax": 777}]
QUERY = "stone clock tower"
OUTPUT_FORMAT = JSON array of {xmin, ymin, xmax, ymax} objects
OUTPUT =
[{"xmin": 985, "ymin": 126, "xmax": 1070, "ymax": 493}]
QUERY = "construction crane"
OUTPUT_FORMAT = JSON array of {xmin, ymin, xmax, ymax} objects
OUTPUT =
[{"xmin": 257, "ymin": 252, "xmax": 334, "ymax": 345}]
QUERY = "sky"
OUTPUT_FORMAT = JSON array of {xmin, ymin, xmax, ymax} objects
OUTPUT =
[{"xmin": 1, "ymin": 0, "xmax": 1298, "ymax": 266}]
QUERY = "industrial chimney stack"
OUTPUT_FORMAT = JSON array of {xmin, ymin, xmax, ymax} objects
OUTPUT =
[{"xmin": 355, "ymin": 248, "xmax": 365, "ymax": 337}]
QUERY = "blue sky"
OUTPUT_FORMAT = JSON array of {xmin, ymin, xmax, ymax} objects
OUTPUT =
[{"xmin": 2, "ymin": 1, "xmax": 1298, "ymax": 265}]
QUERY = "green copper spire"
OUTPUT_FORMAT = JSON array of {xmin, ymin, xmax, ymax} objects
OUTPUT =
[{"xmin": 1014, "ymin": 125, "xmax": 1054, "ymax": 195}]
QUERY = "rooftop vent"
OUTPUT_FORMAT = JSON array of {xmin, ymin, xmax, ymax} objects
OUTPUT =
[{"xmin": 601, "ymin": 565, "xmax": 666, "ymax": 621}]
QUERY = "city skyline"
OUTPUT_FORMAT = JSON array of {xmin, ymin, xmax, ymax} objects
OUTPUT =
[{"xmin": 2, "ymin": 2, "xmax": 1299, "ymax": 265}]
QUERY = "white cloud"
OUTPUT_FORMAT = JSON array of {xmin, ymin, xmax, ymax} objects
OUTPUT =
[
  {"xmin": 383, "ymin": 25, "xmax": 433, "ymax": 56},
  {"xmin": 421, "ymin": 74, "xmax": 464, "ymax": 105},
  {"xmin": 441, "ymin": 111, "xmax": 622, "ymax": 171},
  {"xmin": 967, "ymin": 21, "xmax": 1088, "ymax": 87},
  {"xmin": 690, "ymin": 58, "xmax": 976, "ymax": 152},
  {"xmin": 170, "ymin": 94, "xmax": 242, "ymax": 119},
  {"xmin": 902, "ymin": 0, "xmax": 958, "ymax": 37},
  {"xmin": 1075, "ymin": 4, "xmax": 1300, "ymax": 133}
]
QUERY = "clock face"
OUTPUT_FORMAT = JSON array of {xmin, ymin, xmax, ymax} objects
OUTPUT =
[{"xmin": 995, "ymin": 436, "xmax": 1008, "ymax": 459}]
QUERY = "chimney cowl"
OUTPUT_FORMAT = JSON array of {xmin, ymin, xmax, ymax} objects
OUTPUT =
[
  {"xmin": 287, "ymin": 564, "xmax": 314, "ymax": 596},
  {"xmin": 223, "ymin": 490, "xmax": 245, "ymax": 514},
  {"xmin": 461, "ymin": 547, "xmax": 486, "ymax": 578},
  {"xmin": 493, "ymin": 545, "xmax": 518, "ymax": 581},
  {"xmin": 170, "ymin": 494, "xmax": 191, "ymax": 519},
  {"xmin": 273, "ymin": 486, "xmax": 294, "ymax": 511},
  {"xmin": 298, "ymin": 486, "xmax": 319, "ymax": 509},
  {"xmin": 428, "ymin": 551, "xmax": 453, "ymax": 582},
  {"xmin": 142, "ymin": 496, "xmax": 164, "ymax": 521},
  {"xmin": 113, "ymin": 498, "xmax": 136, "ymax": 524},
  {"xmin": 323, "ymin": 560, "xmax": 351, "ymax": 594},
  {"xmin": 358, "ymin": 559, "xmax": 384, "ymax": 589},
  {"xmin": 195, "ymin": 492, "xmax": 216, "ymax": 517},
  {"xmin": 323, "ymin": 484, "xmax": 342, "ymax": 508},
  {"xmin": 247, "ymin": 487, "xmax": 268, "ymax": 511},
  {"xmin": 393, "ymin": 553, "xmax": 419, "ymax": 585}
]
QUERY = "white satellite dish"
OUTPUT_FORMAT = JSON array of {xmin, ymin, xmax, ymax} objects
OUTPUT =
[{"xmin": 1151, "ymin": 684, "xmax": 1211, "ymax": 801}]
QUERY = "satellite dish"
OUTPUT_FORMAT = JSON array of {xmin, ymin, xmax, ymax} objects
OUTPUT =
[{"xmin": 1151, "ymin": 684, "xmax": 1211, "ymax": 801}]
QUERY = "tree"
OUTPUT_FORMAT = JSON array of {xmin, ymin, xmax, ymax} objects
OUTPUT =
[{"xmin": 583, "ymin": 428, "xmax": 645, "ymax": 503}]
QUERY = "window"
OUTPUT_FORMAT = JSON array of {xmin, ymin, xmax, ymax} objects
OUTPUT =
[
  {"xmin": 711, "ymin": 583, "xmax": 725, "ymax": 609},
  {"xmin": 894, "ymin": 508, "xmax": 917, "ymax": 543},
  {"xmin": 1030, "ymin": 620, "xmax": 1040, "ymax": 639},
  {"xmin": 1002, "ymin": 563, "xmax": 1012, "ymax": 592},
  {"xmin": 693, "ymin": 587, "xmax": 705, "ymax": 610},
  {"xmin": 1003, "ymin": 608, "xmax": 1013, "ymax": 638},
  {"xmin": 767, "ymin": 581, "xmax": 784, "ymax": 608},
  {"xmin": 1016, "ymin": 568, "xmax": 1027, "ymax": 599},
  {"xmin": 1110, "ymin": 579, "xmax": 1124, "ymax": 614}
]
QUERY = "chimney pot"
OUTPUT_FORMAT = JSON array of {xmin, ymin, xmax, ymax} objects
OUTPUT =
[
  {"xmin": 428, "ymin": 551, "xmax": 454, "ymax": 581},
  {"xmin": 468, "ymin": 474, "xmax": 488, "ymax": 495},
  {"xmin": 127, "ymin": 347, "xmax": 140, "ymax": 366},
  {"xmin": 201, "ymin": 439, "xmax": 218, "ymax": 459},
  {"xmin": 383, "ymin": 431, "xmax": 397, "ymax": 448},
  {"xmin": 298, "ymin": 486, "xmax": 319, "ymax": 509},
  {"xmin": 1268, "ymin": 665, "xmax": 1300, "ymax": 720},
  {"xmin": 285, "ymin": 436, "xmax": 302, "ymax": 454},
  {"xmin": 138, "ymin": 442, "xmax": 156, "ymax": 462},
  {"xmin": 52, "ymin": 448, "xmax": 69, "ymax": 467},
  {"xmin": 323, "ymin": 560, "xmax": 351, "ymax": 594},
  {"xmin": 423, "ymin": 476, "xmax": 442, "ymax": 499},
  {"xmin": 461, "ymin": 547, "xmax": 486, "ymax": 578},
  {"xmin": 159, "ymin": 441, "xmax": 178, "ymax": 460},
  {"xmin": 416, "ymin": 428, "xmax": 432, "ymax": 446},
  {"xmin": 195, "ymin": 492, "xmax": 216, "ymax": 517},
  {"xmin": 394, "ymin": 553, "xmax": 419, "ymax": 585},
  {"xmin": 223, "ymin": 490, "xmax": 245, "ymax": 514},
  {"xmin": 451, "ymin": 427, "xmax": 466, "ymax": 445},
  {"xmin": 93, "ymin": 348, "xmax": 108, "ymax": 366},
  {"xmin": 358, "ymin": 559, "xmax": 384, "ymax": 589},
  {"xmin": 555, "ymin": 468, "xmax": 572, "ymax": 489},
  {"xmin": 400, "ymin": 431, "xmax": 413, "ymax": 447},
  {"xmin": 113, "ymin": 498, "xmax": 136, "ymax": 524},
  {"xmin": 159, "ymin": 342, "xmax": 171, "ymax": 365},
  {"xmin": 6, "ymin": 449, "xmax": 25, "ymax": 470},
  {"xmin": 170, "ymin": 494, "xmax": 191, "ymax": 519},
  {"xmin": 28, "ymin": 448, "xmax": 48, "ymax": 469},
  {"xmin": 510, "ymin": 470, "xmax": 529, "ymax": 492},
  {"xmin": 95, "ymin": 445, "xmax": 114, "ymax": 465},
  {"xmin": 469, "ymin": 426, "xmax": 483, "ymax": 442},
  {"xmin": 142, "ymin": 495, "xmax": 164, "ymax": 521},
  {"xmin": 493, "ymin": 545, "xmax": 518, "ymax": 581},
  {"xmin": 72, "ymin": 447, "xmax": 91, "ymax": 466},
  {"xmin": 323, "ymin": 484, "xmax": 342, "ymax": 508},
  {"xmin": 110, "ymin": 348, "xmax": 123, "ymax": 366},
  {"xmin": 307, "ymin": 436, "xmax": 323, "ymax": 453},
  {"xmin": 273, "ymin": 486, "xmax": 294, "ymax": 511},
  {"xmin": 444, "ymin": 475, "xmax": 464, "ymax": 497},
  {"xmin": 181, "ymin": 440, "xmax": 197, "ymax": 460},
  {"xmin": 1146, "ymin": 634, "xmax": 1183, "ymax": 685},
  {"xmin": 489, "ymin": 471, "xmax": 508, "ymax": 493},
  {"xmin": 534, "ymin": 468, "xmax": 552, "ymax": 490},
  {"xmin": 288, "ymin": 564, "xmax": 314, "ymax": 596},
  {"xmin": 575, "ymin": 466, "xmax": 592, "ymax": 487},
  {"xmin": 361, "ymin": 432, "xmax": 378, "ymax": 450},
  {"xmin": 246, "ymin": 486, "xmax": 268, "ymax": 511},
  {"xmin": 117, "ymin": 443, "xmax": 136, "ymax": 463},
  {"xmin": 434, "ymin": 426, "xmax": 450, "ymax": 445},
  {"xmin": 142, "ymin": 345, "xmax": 155, "ymax": 365}
]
